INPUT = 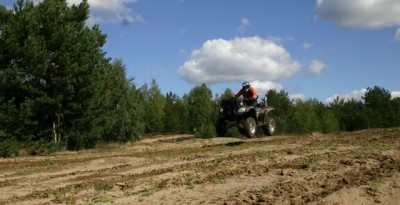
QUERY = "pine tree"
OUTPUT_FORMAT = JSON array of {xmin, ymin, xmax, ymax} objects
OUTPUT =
[
  {"xmin": 330, "ymin": 98, "xmax": 364, "ymax": 131},
  {"xmin": 219, "ymin": 88, "xmax": 235, "ymax": 100},
  {"xmin": 391, "ymin": 97, "xmax": 400, "ymax": 127},
  {"xmin": 363, "ymin": 86, "xmax": 393, "ymax": 128},
  {"xmin": 0, "ymin": 0, "xmax": 117, "ymax": 150}
]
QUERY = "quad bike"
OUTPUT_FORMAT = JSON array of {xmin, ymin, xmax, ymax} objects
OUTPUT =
[{"xmin": 215, "ymin": 97, "xmax": 276, "ymax": 138}]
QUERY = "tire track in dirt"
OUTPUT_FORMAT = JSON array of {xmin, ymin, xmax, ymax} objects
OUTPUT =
[
  {"xmin": 0, "ymin": 129, "xmax": 399, "ymax": 205},
  {"xmin": 0, "ymin": 138, "xmax": 312, "ymax": 204}
]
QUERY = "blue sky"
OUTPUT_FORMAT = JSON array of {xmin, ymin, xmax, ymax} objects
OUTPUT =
[{"xmin": 4, "ymin": 0, "xmax": 400, "ymax": 102}]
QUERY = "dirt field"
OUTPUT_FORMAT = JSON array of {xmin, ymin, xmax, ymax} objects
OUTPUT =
[{"xmin": 0, "ymin": 128, "xmax": 399, "ymax": 205}]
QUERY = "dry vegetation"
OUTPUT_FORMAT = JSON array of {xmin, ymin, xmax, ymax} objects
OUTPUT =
[{"xmin": 0, "ymin": 128, "xmax": 399, "ymax": 205}]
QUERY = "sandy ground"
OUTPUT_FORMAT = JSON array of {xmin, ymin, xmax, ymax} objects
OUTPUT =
[{"xmin": 0, "ymin": 128, "xmax": 399, "ymax": 205}]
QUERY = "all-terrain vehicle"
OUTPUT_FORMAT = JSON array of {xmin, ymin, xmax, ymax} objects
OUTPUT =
[{"xmin": 215, "ymin": 97, "xmax": 276, "ymax": 138}]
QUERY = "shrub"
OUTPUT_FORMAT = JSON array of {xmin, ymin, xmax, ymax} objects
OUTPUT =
[{"xmin": 0, "ymin": 139, "xmax": 19, "ymax": 158}]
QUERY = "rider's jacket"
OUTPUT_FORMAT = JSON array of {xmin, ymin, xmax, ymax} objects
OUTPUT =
[{"xmin": 235, "ymin": 87, "xmax": 258, "ymax": 100}]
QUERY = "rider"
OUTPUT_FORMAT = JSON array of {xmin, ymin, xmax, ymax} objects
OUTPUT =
[{"xmin": 235, "ymin": 81, "xmax": 258, "ymax": 105}]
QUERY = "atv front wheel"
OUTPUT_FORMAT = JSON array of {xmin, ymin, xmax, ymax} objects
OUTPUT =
[
  {"xmin": 244, "ymin": 117, "xmax": 257, "ymax": 138},
  {"xmin": 215, "ymin": 118, "xmax": 228, "ymax": 137},
  {"xmin": 263, "ymin": 118, "xmax": 276, "ymax": 136}
]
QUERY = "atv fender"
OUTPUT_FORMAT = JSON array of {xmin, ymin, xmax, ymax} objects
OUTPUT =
[
  {"xmin": 257, "ymin": 107, "xmax": 274, "ymax": 125},
  {"xmin": 243, "ymin": 108, "xmax": 257, "ymax": 121}
]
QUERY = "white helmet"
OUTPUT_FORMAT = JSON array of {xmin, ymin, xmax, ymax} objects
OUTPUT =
[
  {"xmin": 242, "ymin": 81, "xmax": 250, "ymax": 88},
  {"xmin": 242, "ymin": 81, "xmax": 250, "ymax": 92}
]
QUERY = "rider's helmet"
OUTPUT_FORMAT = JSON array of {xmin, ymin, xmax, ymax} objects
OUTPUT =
[{"xmin": 242, "ymin": 81, "xmax": 250, "ymax": 91}]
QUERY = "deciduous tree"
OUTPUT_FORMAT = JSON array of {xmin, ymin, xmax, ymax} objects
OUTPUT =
[{"xmin": 187, "ymin": 84, "xmax": 214, "ymax": 138}]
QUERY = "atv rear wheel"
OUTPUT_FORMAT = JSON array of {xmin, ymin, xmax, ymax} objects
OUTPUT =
[
  {"xmin": 215, "ymin": 118, "xmax": 227, "ymax": 137},
  {"xmin": 263, "ymin": 118, "xmax": 276, "ymax": 136},
  {"xmin": 244, "ymin": 117, "xmax": 257, "ymax": 138}
]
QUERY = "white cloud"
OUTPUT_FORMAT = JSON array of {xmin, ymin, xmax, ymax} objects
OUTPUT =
[
  {"xmin": 326, "ymin": 88, "xmax": 367, "ymax": 103},
  {"xmin": 178, "ymin": 49, "xmax": 186, "ymax": 55},
  {"xmin": 181, "ymin": 28, "xmax": 188, "ymax": 34},
  {"xmin": 249, "ymin": 80, "xmax": 283, "ymax": 96},
  {"xmin": 327, "ymin": 89, "xmax": 400, "ymax": 102},
  {"xmin": 308, "ymin": 60, "xmax": 327, "ymax": 75},
  {"xmin": 84, "ymin": 0, "xmax": 142, "ymax": 25},
  {"xmin": 395, "ymin": 28, "xmax": 400, "ymax": 41},
  {"xmin": 267, "ymin": 36, "xmax": 294, "ymax": 44},
  {"xmin": 289, "ymin": 94, "xmax": 306, "ymax": 101},
  {"xmin": 392, "ymin": 91, "xmax": 400, "ymax": 99},
  {"xmin": 237, "ymin": 18, "xmax": 250, "ymax": 33},
  {"xmin": 314, "ymin": 0, "xmax": 400, "ymax": 29},
  {"xmin": 303, "ymin": 42, "xmax": 313, "ymax": 49},
  {"xmin": 177, "ymin": 36, "xmax": 301, "ymax": 84},
  {"xmin": 32, "ymin": 0, "xmax": 142, "ymax": 25}
]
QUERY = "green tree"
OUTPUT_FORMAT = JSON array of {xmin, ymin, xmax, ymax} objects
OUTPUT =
[
  {"xmin": 286, "ymin": 99, "xmax": 321, "ymax": 134},
  {"xmin": 391, "ymin": 97, "xmax": 400, "ymax": 127},
  {"xmin": 320, "ymin": 110, "xmax": 339, "ymax": 133},
  {"xmin": 330, "ymin": 98, "xmax": 365, "ymax": 131},
  {"xmin": 164, "ymin": 92, "xmax": 189, "ymax": 133},
  {"xmin": 2, "ymin": 0, "xmax": 93, "ymax": 143},
  {"xmin": 96, "ymin": 59, "xmax": 144, "ymax": 142},
  {"xmin": 266, "ymin": 89, "xmax": 293, "ymax": 133},
  {"xmin": 363, "ymin": 86, "xmax": 394, "ymax": 128},
  {"xmin": 142, "ymin": 79, "xmax": 165, "ymax": 133},
  {"xmin": 187, "ymin": 84, "xmax": 214, "ymax": 138},
  {"xmin": 219, "ymin": 88, "xmax": 234, "ymax": 100},
  {"xmin": 329, "ymin": 96, "xmax": 346, "ymax": 131},
  {"xmin": 0, "ymin": 0, "xmax": 137, "ymax": 151},
  {"xmin": 311, "ymin": 100, "xmax": 339, "ymax": 134}
]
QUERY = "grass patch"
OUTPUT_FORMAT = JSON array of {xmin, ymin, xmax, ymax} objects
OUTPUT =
[
  {"xmin": 366, "ymin": 178, "xmax": 382, "ymax": 197},
  {"xmin": 230, "ymin": 187, "xmax": 245, "ymax": 198},
  {"xmin": 261, "ymin": 185, "xmax": 271, "ymax": 194},
  {"xmin": 93, "ymin": 193, "xmax": 115, "ymax": 203},
  {"xmin": 95, "ymin": 181, "xmax": 113, "ymax": 192},
  {"xmin": 252, "ymin": 150, "xmax": 277, "ymax": 161},
  {"xmin": 43, "ymin": 159, "xmax": 54, "ymax": 166},
  {"xmin": 212, "ymin": 178, "xmax": 226, "ymax": 184},
  {"xmin": 187, "ymin": 182, "xmax": 196, "ymax": 189},
  {"xmin": 53, "ymin": 193, "xmax": 63, "ymax": 203},
  {"xmin": 293, "ymin": 154, "xmax": 322, "ymax": 169},
  {"xmin": 142, "ymin": 189, "xmax": 157, "ymax": 197}
]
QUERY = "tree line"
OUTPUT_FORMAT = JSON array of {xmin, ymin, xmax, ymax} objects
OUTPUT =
[{"xmin": 1, "ymin": 0, "xmax": 399, "ymax": 157}]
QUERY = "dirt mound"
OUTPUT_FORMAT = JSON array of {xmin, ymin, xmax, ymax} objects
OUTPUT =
[{"xmin": 0, "ymin": 128, "xmax": 399, "ymax": 204}]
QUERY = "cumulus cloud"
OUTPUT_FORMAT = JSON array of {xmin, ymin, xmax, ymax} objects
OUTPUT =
[
  {"xmin": 327, "ymin": 89, "xmax": 400, "ymax": 102},
  {"xmin": 31, "ymin": 0, "xmax": 142, "ymax": 25},
  {"xmin": 308, "ymin": 60, "xmax": 327, "ymax": 75},
  {"xmin": 395, "ymin": 28, "xmax": 400, "ymax": 41},
  {"xmin": 392, "ymin": 91, "xmax": 400, "ymax": 99},
  {"xmin": 289, "ymin": 94, "xmax": 306, "ymax": 101},
  {"xmin": 237, "ymin": 18, "xmax": 250, "ymax": 33},
  {"xmin": 303, "ymin": 42, "xmax": 313, "ymax": 49},
  {"xmin": 314, "ymin": 0, "xmax": 400, "ymax": 29},
  {"xmin": 326, "ymin": 88, "xmax": 367, "ymax": 103},
  {"xmin": 267, "ymin": 36, "xmax": 294, "ymax": 44},
  {"xmin": 249, "ymin": 80, "xmax": 283, "ymax": 96},
  {"xmin": 84, "ymin": 0, "xmax": 142, "ymax": 25},
  {"xmin": 177, "ymin": 36, "xmax": 301, "ymax": 84}
]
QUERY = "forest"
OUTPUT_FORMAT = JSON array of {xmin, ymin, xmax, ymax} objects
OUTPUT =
[{"xmin": 1, "ymin": 0, "xmax": 400, "ymax": 157}]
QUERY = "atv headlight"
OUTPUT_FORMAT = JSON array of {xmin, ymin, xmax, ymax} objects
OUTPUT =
[{"xmin": 237, "ymin": 107, "xmax": 247, "ymax": 113}]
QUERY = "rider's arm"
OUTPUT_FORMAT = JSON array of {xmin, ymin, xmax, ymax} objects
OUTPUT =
[
  {"xmin": 235, "ymin": 88, "xmax": 244, "ymax": 98},
  {"xmin": 250, "ymin": 87, "xmax": 258, "ymax": 100}
]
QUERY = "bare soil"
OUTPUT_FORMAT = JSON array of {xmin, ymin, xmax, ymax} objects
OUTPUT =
[{"xmin": 0, "ymin": 128, "xmax": 399, "ymax": 205}]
